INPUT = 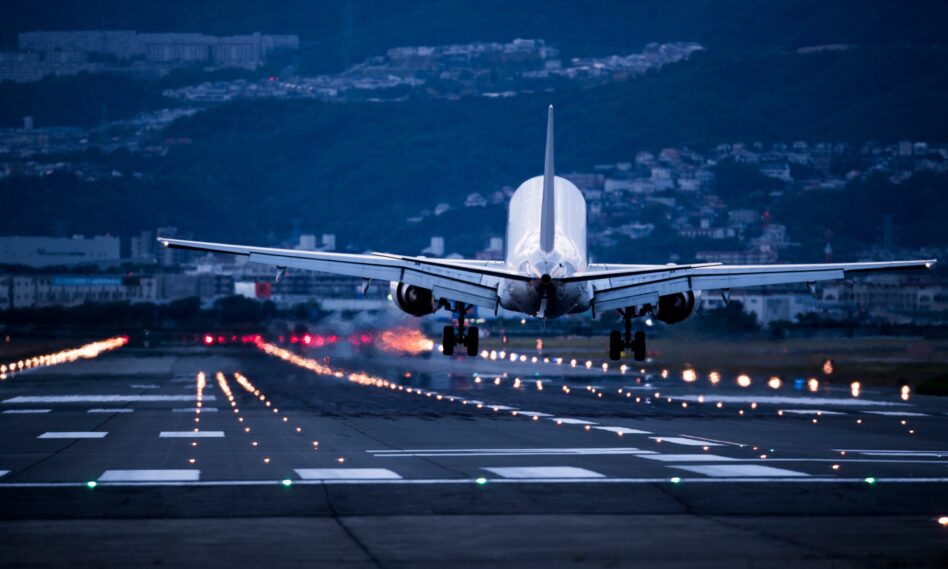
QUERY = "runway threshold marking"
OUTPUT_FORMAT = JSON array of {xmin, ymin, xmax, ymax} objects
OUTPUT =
[
  {"xmin": 37, "ymin": 432, "xmax": 107, "ymax": 439},
  {"xmin": 159, "ymin": 431, "xmax": 224, "ymax": 438},
  {"xmin": 369, "ymin": 448, "xmax": 657, "ymax": 458},
  {"xmin": 294, "ymin": 468, "xmax": 401, "ymax": 480},
  {"xmin": 4, "ymin": 395, "xmax": 215, "ymax": 404},
  {"xmin": 98, "ymin": 469, "xmax": 200, "ymax": 482},
  {"xmin": 87, "ymin": 408, "xmax": 134, "ymax": 413},
  {"xmin": 672, "ymin": 464, "xmax": 809, "ymax": 477},
  {"xmin": 484, "ymin": 466, "xmax": 606, "ymax": 479},
  {"xmin": 594, "ymin": 426, "xmax": 652, "ymax": 435},
  {"xmin": 2, "ymin": 409, "xmax": 51, "ymax": 414},
  {"xmin": 652, "ymin": 437, "xmax": 721, "ymax": 447}
]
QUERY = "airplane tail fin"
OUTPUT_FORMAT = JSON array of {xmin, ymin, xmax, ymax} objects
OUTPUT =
[{"xmin": 540, "ymin": 105, "xmax": 555, "ymax": 253}]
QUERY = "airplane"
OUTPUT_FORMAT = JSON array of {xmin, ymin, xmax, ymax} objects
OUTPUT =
[{"xmin": 159, "ymin": 106, "xmax": 936, "ymax": 361}]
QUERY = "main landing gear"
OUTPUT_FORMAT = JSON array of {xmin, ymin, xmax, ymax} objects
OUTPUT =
[
  {"xmin": 442, "ymin": 301, "xmax": 479, "ymax": 357},
  {"xmin": 609, "ymin": 308, "xmax": 646, "ymax": 362}
]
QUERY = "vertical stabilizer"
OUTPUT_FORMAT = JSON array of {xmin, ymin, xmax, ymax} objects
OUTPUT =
[{"xmin": 540, "ymin": 105, "xmax": 555, "ymax": 253}]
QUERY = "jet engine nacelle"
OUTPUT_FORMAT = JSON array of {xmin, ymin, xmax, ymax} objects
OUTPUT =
[
  {"xmin": 655, "ymin": 291, "xmax": 696, "ymax": 324},
  {"xmin": 390, "ymin": 282, "xmax": 438, "ymax": 317}
]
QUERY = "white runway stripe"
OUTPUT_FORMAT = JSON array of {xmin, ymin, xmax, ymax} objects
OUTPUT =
[
  {"xmin": 160, "ymin": 431, "xmax": 224, "ymax": 438},
  {"xmin": 780, "ymin": 409, "xmax": 846, "ymax": 415},
  {"xmin": 835, "ymin": 449, "xmax": 947, "ymax": 457},
  {"xmin": 38, "ymin": 431, "xmax": 107, "ymax": 439},
  {"xmin": 295, "ymin": 468, "xmax": 401, "ymax": 480},
  {"xmin": 673, "ymin": 464, "xmax": 809, "ymax": 477},
  {"xmin": 99, "ymin": 469, "xmax": 200, "ymax": 482},
  {"xmin": 489, "ymin": 405, "xmax": 517, "ymax": 411},
  {"xmin": 862, "ymin": 411, "xmax": 930, "ymax": 417},
  {"xmin": 676, "ymin": 394, "xmax": 906, "ymax": 407},
  {"xmin": 550, "ymin": 418, "xmax": 598, "ymax": 425},
  {"xmin": 652, "ymin": 437, "xmax": 721, "ymax": 447},
  {"xmin": 87, "ymin": 408, "xmax": 134, "ymax": 413},
  {"xmin": 130, "ymin": 384, "xmax": 160, "ymax": 389},
  {"xmin": 0, "ymin": 471, "xmax": 8, "ymax": 478},
  {"xmin": 4, "ymin": 395, "xmax": 215, "ymax": 404},
  {"xmin": 640, "ymin": 454, "xmax": 738, "ymax": 462},
  {"xmin": 594, "ymin": 426, "xmax": 652, "ymax": 435},
  {"xmin": 485, "ymin": 466, "xmax": 605, "ymax": 479},
  {"xmin": 172, "ymin": 407, "xmax": 218, "ymax": 412},
  {"xmin": 371, "ymin": 447, "xmax": 656, "ymax": 458},
  {"xmin": 514, "ymin": 411, "xmax": 553, "ymax": 417},
  {"xmin": 2, "ymin": 409, "xmax": 51, "ymax": 414}
]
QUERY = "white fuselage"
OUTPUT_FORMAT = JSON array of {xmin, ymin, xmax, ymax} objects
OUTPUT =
[{"xmin": 499, "ymin": 175, "xmax": 592, "ymax": 318}]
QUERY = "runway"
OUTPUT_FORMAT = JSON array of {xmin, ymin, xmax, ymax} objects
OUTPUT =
[{"xmin": 0, "ymin": 341, "xmax": 946, "ymax": 567}]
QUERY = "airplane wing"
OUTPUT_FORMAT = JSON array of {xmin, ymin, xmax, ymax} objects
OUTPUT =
[
  {"xmin": 577, "ymin": 259, "xmax": 936, "ymax": 313},
  {"xmin": 158, "ymin": 237, "xmax": 532, "ymax": 311}
]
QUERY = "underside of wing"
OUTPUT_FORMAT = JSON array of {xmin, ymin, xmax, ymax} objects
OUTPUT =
[
  {"xmin": 586, "ymin": 259, "xmax": 936, "ymax": 313},
  {"xmin": 157, "ymin": 237, "xmax": 527, "ymax": 311}
]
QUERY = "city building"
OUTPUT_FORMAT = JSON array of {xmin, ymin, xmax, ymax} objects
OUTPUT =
[{"xmin": 0, "ymin": 235, "xmax": 120, "ymax": 267}]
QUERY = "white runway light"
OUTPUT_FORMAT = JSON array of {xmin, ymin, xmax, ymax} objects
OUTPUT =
[
  {"xmin": 484, "ymin": 466, "xmax": 605, "ymax": 479},
  {"xmin": 294, "ymin": 468, "xmax": 401, "ymax": 480},
  {"xmin": 38, "ymin": 432, "xmax": 107, "ymax": 439},
  {"xmin": 672, "ymin": 464, "xmax": 809, "ymax": 477},
  {"xmin": 160, "ymin": 431, "xmax": 225, "ymax": 438},
  {"xmin": 98, "ymin": 469, "xmax": 200, "ymax": 482}
]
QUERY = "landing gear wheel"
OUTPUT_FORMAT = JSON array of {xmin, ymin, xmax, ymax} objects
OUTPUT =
[
  {"xmin": 466, "ymin": 327, "xmax": 479, "ymax": 357},
  {"xmin": 608, "ymin": 331, "xmax": 622, "ymax": 361},
  {"xmin": 632, "ymin": 331, "xmax": 646, "ymax": 362},
  {"xmin": 442, "ymin": 326, "xmax": 456, "ymax": 356}
]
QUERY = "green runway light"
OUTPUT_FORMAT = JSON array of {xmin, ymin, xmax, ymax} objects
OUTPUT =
[
  {"xmin": 865, "ymin": 477, "xmax": 876, "ymax": 484},
  {"xmin": 475, "ymin": 477, "xmax": 488, "ymax": 485},
  {"xmin": 281, "ymin": 479, "xmax": 293, "ymax": 487},
  {"xmin": 86, "ymin": 481, "xmax": 97, "ymax": 489},
  {"xmin": 670, "ymin": 477, "xmax": 681, "ymax": 484}
]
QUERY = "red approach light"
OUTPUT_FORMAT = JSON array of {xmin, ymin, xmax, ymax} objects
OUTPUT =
[
  {"xmin": 204, "ymin": 335, "xmax": 214, "ymax": 345},
  {"xmin": 217, "ymin": 335, "xmax": 225, "ymax": 344},
  {"xmin": 327, "ymin": 335, "xmax": 338, "ymax": 343},
  {"xmin": 290, "ymin": 335, "xmax": 299, "ymax": 344},
  {"xmin": 313, "ymin": 335, "xmax": 325, "ymax": 347},
  {"xmin": 278, "ymin": 335, "xmax": 285, "ymax": 343},
  {"xmin": 303, "ymin": 334, "xmax": 313, "ymax": 345},
  {"xmin": 360, "ymin": 334, "xmax": 372, "ymax": 344}
]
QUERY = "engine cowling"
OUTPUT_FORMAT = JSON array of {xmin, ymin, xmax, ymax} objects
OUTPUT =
[
  {"xmin": 655, "ymin": 291, "xmax": 696, "ymax": 324},
  {"xmin": 390, "ymin": 282, "xmax": 437, "ymax": 317}
]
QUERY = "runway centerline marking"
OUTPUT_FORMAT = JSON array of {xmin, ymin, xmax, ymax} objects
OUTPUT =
[
  {"xmin": 484, "ymin": 466, "xmax": 605, "ymax": 479},
  {"xmin": 295, "ymin": 468, "xmax": 401, "ymax": 480},
  {"xmin": 674, "ymin": 395, "xmax": 907, "ymax": 407},
  {"xmin": 652, "ymin": 437, "xmax": 721, "ymax": 447},
  {"xmin": 780, "ymin": 409, "xmax": 846, "ymax": 415},
  {"xmin": 640, "ymin": 454, "xmax": 738, "ymax": 462},
  {"xmin": 675, "ymin": 435, "xmax": 745, "ymax": 447},
  {"xmin": 4, "ymin": 395, "xmax": 215, "ymax": 404},
  {"xmin": 37, "ymin": 431, "xmax": 107, "ymax": 439},
  {"xmin": 2, "ymin": 409, "xmax": 51, "ymax": 414},
  {"xmin": 87, "ymin": 408, "xmax": 134, "ymax": 413},
  {"xmin": 130, "ymin": 384, "xmax": 160, "ymax": 389},
  {"xmin": 594, "ymin": 426, "xmax": 652, "ymax": 435},
  {"xmin": 370, "ymin": 447, "xmax": 657, "ymax": 458},
  {"xmin": 98, "ymin": 469, "xmax": 200, "ymax": 482},
  {"xmin": 550, "ymin": 418, "xmax": 598, "ymax": 425},
  {"xmin": 673, "ymin": 464, "xmax": 809, "ymax": 477},
  {"xmin": 160, "ymin": 431, "xmax": 225, "ymax": 438},
  {"xmin": 172, "ymin": 407, "xmax": 218, "ymax": 412},
  {"xmin": 862, "ymin": 411, "xmax": 930, "ymax": 417}
]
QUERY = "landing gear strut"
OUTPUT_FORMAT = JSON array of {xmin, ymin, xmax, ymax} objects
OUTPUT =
[
  {"xmin": 442, "ymin": 302, "xmax": 478, "ymax": 357},
  {"xmin": 609, "ymin": 309, "xmax": 646, "ymax": 361}
]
